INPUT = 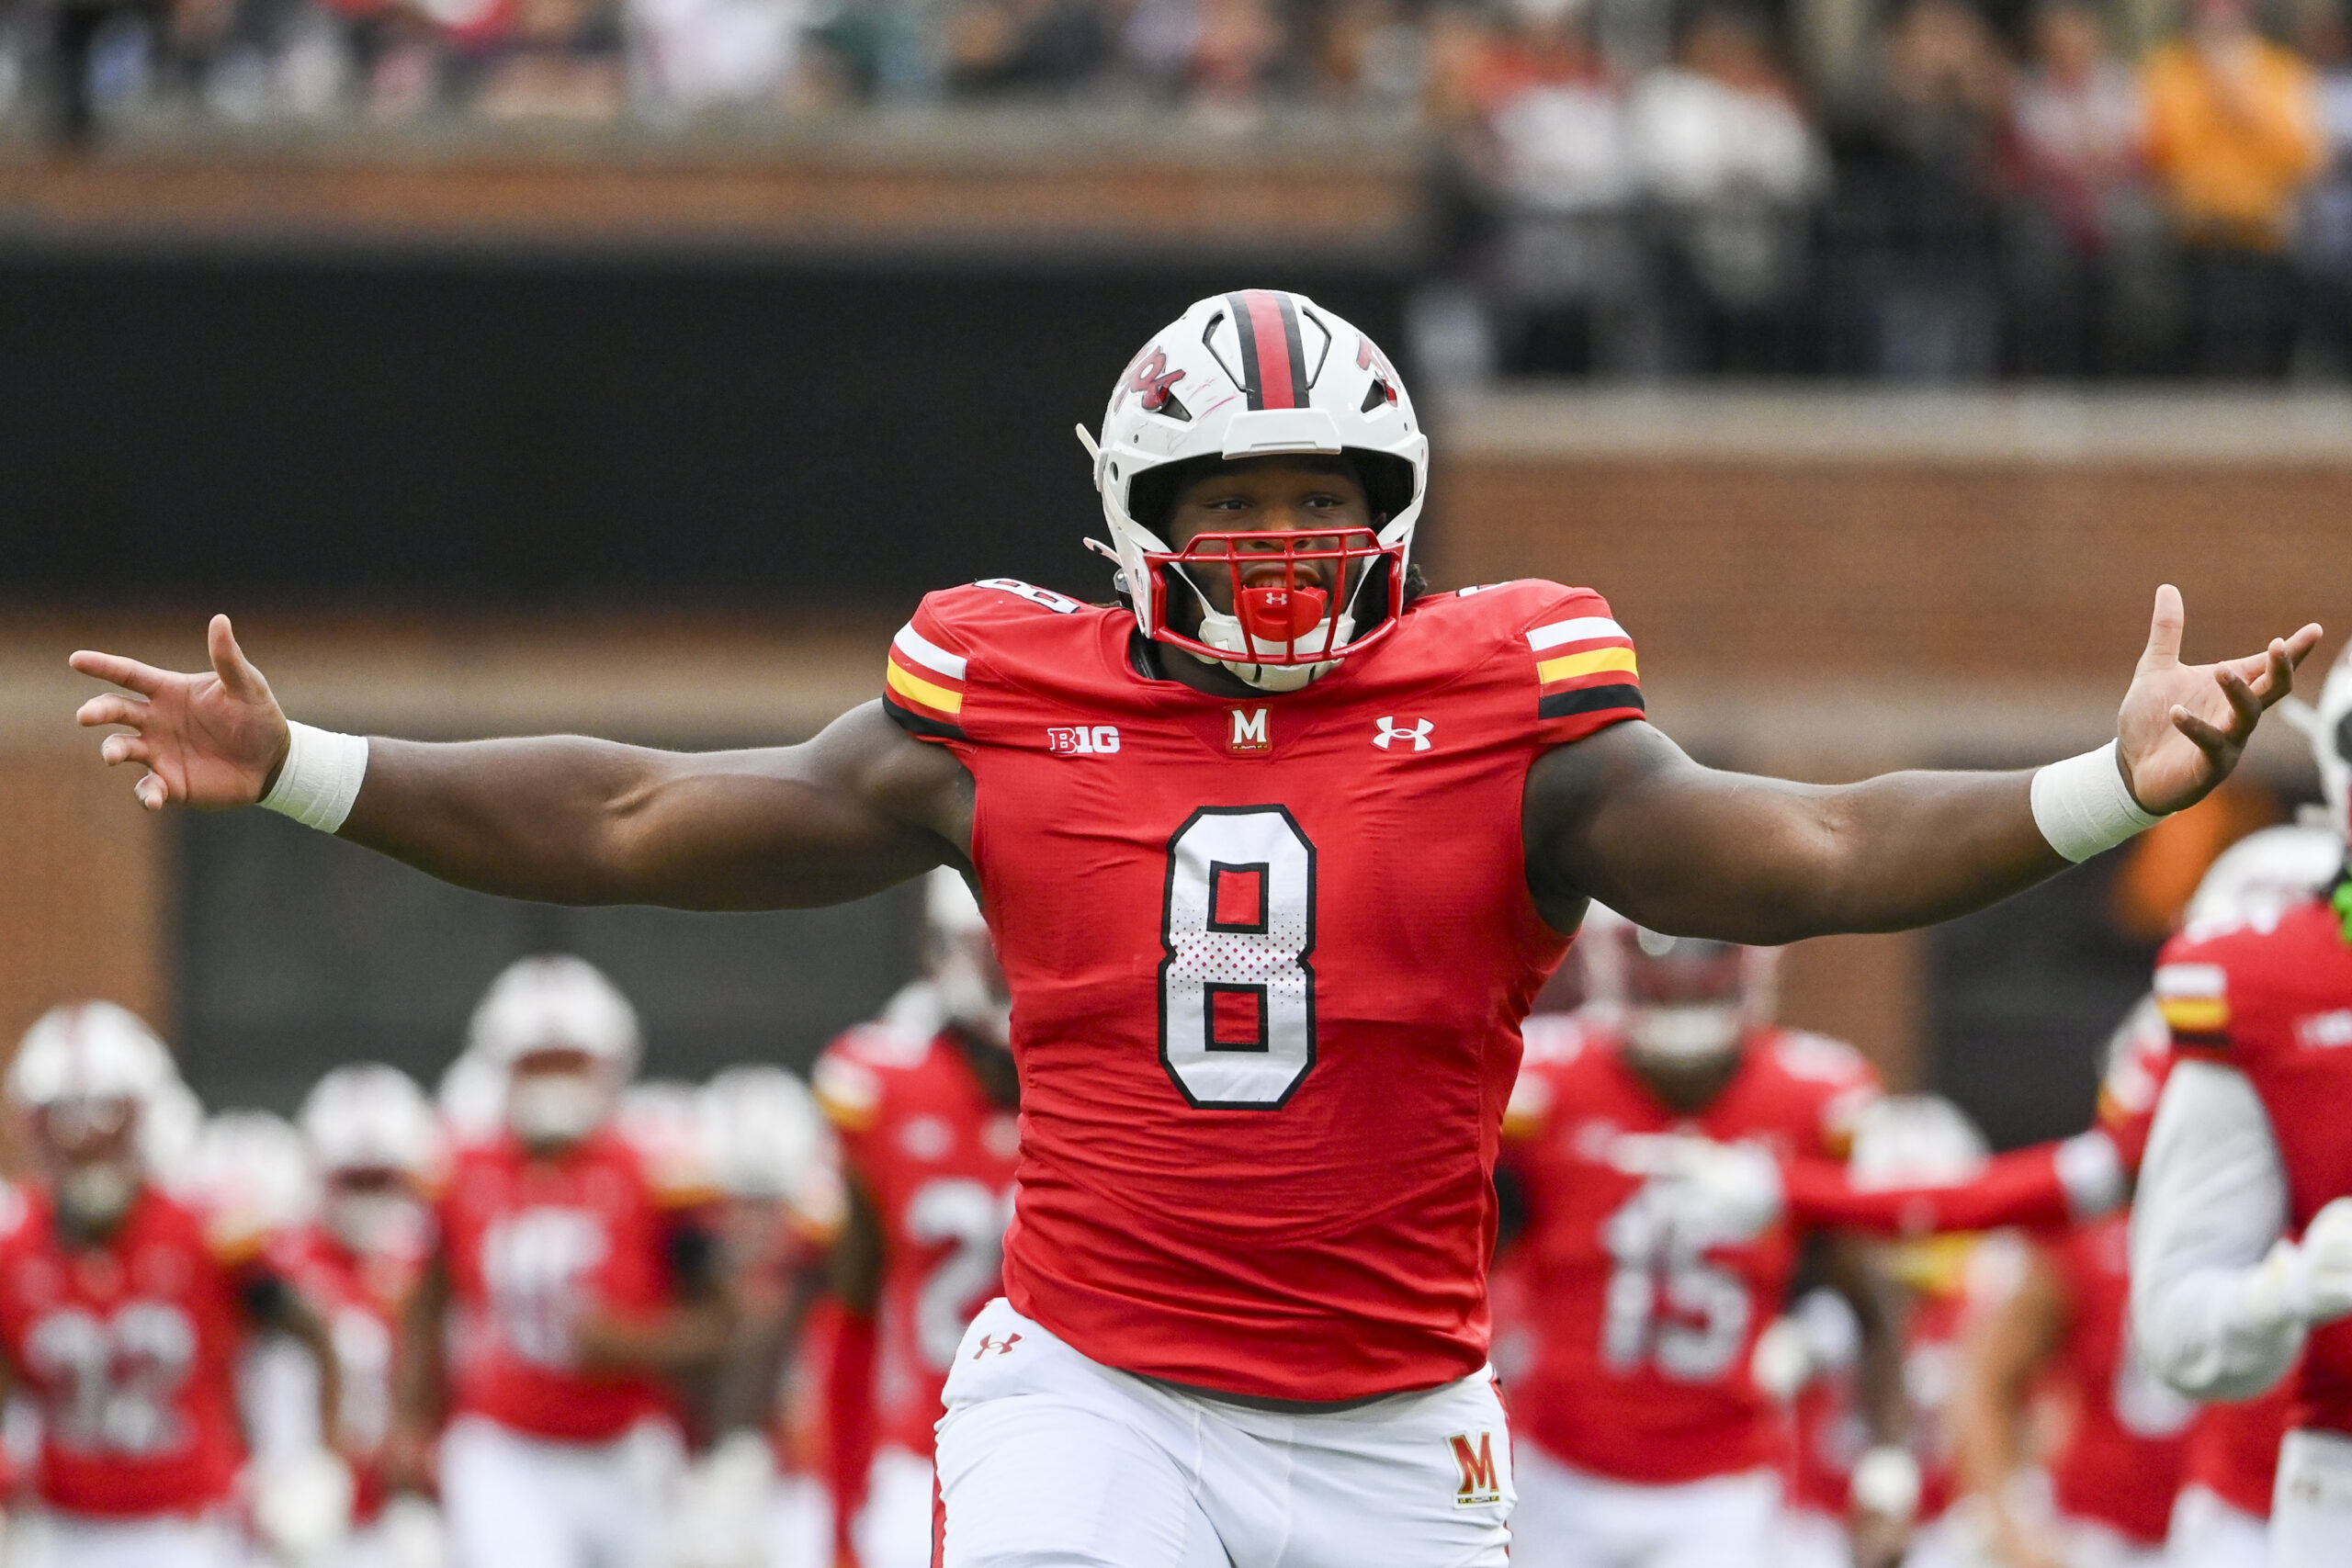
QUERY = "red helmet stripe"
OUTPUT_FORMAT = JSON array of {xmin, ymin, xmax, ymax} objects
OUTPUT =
[{"xmin": 1228, "ymin": 289, "xmax": 1308, "ymax": 411}]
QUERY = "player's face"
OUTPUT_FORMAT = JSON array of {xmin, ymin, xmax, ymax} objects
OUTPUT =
[
  {"xmin": 1622, "ymin": 934, "xmax": 1749, "ymax": 1078},
  {"xmin": 504, "ymin": 1046, "xmax": 616, "ymax": 1149},
  {"xmin": 33, "ymin": 1097, "xmax": 144, "ymax": 1233},
  {"xmin": 1163, "ymin": 457, "xmax": 1377, "ymax": 625},
  {"xmin": 324, "ymin": 1165, "xmax": 424, "ymax": 1255}
]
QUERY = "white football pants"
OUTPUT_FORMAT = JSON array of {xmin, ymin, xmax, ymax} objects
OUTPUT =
[
  {"xmin": 2269, "ymin": 1428, "xmax": 2352, "ymax": 1568},
  {"xmin": 934, "ymin": 1298, "xmax": 1514, "ymax": 1568},
  {"xmin": 1770, "ymin": 1506, "xmax": 1849, "ymax": 1568},
  {"xmin": 2165, "ymin": 1483, "xmax": 2267, "ymax": 1568},
  {"xmin": 1507, "ymin": 1439, "xmax": 1780, "ymax": 1568},
  {"xmin": 855, "ymin": 1446, "xmax": 943, "ymax": 1568},
  {"xmin": 4, "ymin": 1513, "xmax": 237, "ymax": 1568},
  {"xmin": 438, "ymin": 1415, "xmax": 682, "ymax": 1568},
  {"xmin": 770, "ymin": 1472, "xmax": 833, "ymax": 1568}
]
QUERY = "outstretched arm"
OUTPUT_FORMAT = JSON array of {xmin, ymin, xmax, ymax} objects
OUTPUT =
[
  {"xmin": 72, "ymin": 616, "xmax": 968, "ymax": 910},
  {"xmin": 1525, "ymin": 587, "xmax": 2320, "ymax": 941}
]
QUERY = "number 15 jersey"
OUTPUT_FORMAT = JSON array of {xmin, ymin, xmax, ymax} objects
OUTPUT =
[{"xmin": 882, "ymin": 577, "xmax": 1645, "ymax": 1402}]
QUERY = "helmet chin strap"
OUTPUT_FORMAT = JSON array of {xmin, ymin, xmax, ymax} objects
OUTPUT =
[{"xmin": 1171, "ymin": 551, "xmax": 1383, "ymax": 694}]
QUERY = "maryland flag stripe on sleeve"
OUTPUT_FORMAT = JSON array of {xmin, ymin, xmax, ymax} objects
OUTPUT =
[
  {"xmin": 2154, "ymin": 962, "xmax": 2231, "ymax": 1047},
  {"xmin": 884, "ymin": 619, "xmax": 968, "ymax": 742},
  {"xmin": 1530, "ymin": 613, "xmax": 1644, "ymax": 735}
]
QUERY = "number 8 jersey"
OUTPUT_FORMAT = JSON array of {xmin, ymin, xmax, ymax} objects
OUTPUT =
[{"xmin": 881, "ymin": 577, "xmax": 1645, "ymax": 1402}]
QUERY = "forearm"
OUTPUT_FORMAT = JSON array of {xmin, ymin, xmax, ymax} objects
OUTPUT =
[{"xmin": 2131, "ymin": 1062, "xmax": 2303, "ymax": 1399}]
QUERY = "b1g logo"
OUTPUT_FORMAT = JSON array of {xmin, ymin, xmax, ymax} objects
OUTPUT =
[
  {"xmin": 1047, "ymin": 726, "xmax": 1121, "ymax": 755},
  {"xmin": 1448, "ymin": 1430, "xmax": 1503, "ymax": 1506}
]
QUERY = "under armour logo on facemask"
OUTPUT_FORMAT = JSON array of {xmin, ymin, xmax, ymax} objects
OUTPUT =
[{"xmin": 1373, "ymin": 716, "xmax": 1433, "ymax": 751}]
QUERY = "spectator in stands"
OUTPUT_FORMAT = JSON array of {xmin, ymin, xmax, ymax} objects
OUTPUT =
[
  {"xmin": 1627, "ymin": 2, "xmax": 1822, "ymax": 371},
  {"xmin": 944, "ymin": 0, "xmax": 1114, "ymax": 96},
  {"xmin": 1457, "ymin": 0, "xmax": 1645, "ymax": 372},
  {"xmin": 629, "ymin": 0, "xmax": 808, "ymax": 112},
  {"xmin": 2143, "ymin": 0, "xmax": 2323, "ymax": 375},
  {"xmin": 2295, "ymin": 1, "xmax": 2352, "ymax": 368},
  {"xmin": 2004, "ymin": 0, "xmax": 2165, "ymax": 373},
  {"xmin": 1827, "ymin": 0, "xmax": 2012, "ymax": 378}
]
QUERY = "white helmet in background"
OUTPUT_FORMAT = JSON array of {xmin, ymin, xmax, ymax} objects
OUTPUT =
[
  {"xmin": 2282, "ymin": 639, "xmax": 2352, "ymax": 843},
  {"xmin": 926, "ymin": 868, "xmax": 1011, "ymax": 1050},
  {"xmin": 1578, "ymin": 905, "xmax": 1775, "ymax": 1071},
  {"xmin": 10, "ymin": 1002, "xmax": 182, "ymax": 1230},
  {"xmin": 435, "ymin": 1050, "xmax": 506, "ymax": 1145},
  {"xmin": 701, "ymin": 1066, "xmax": 842, "ymax": 1231},
  {"xmin": 1084, "ymin": 289, "xmax": 1428, "ymax": 693},
  {"xmin": 2182, "ymin": 822, "xmax": 2345, "ymax": 932},
  {"xmin": 1847, "ymin": 1095, "xmax": 1989, "ymax": 1190},
  {"xmin": 181, "ymin": 1111, "xmax": 317, "ymax": 1239},
  {"xmin": 9, "ymin": 1001, "xmax": 175, "ymax": 1111},
  {"xmin": 469, "ymin": 956, "xmax": 639, "ymax": 1147},
  {"xmin": 617, "ymin": 1078, "xmax": 709, "ymax": 1185},
  {"xmin": 142, "ymin": 1077, "xmax": 207, "ymax": 1184},
  {"xmin": 300, "ymin": 1065, "xmax": 440, "ymax": 1178}
]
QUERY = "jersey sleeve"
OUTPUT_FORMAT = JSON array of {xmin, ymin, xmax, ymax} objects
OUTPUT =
[
  {"xmin": 882, "ymin": 579, "xmax": 1091, "ymax": 745},
  {"xmin": 1765, "ymin": 1031, "xmax": 1881, "ymax": 1158},
  {"xmin": 1518, "ymin": 586, "xmax": 1645, "ymax": 747},
  {"xmin": 2154, "ymin": 932, "xmax": 2236, "ymax": 1061},
  {"xmin": 811, "ymin": 1036, "xmax": 890, "ymax": 1175}
]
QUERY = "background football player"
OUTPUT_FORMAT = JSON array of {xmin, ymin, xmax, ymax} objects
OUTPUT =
[
  {"xmin": 390, "ymin": 956, "xmax": 730, "ymax": 1568},
  {"xmin": 0, "ymin": 1003, "xmax": 343, "ymax": 1568},
  {"xmin": 815, "ymin": 866, "xmax": 1018, "ymax": 1568},
  {"xmin": 70, "ymin": 289, "xmax": 2322, "ymax": 1568}
]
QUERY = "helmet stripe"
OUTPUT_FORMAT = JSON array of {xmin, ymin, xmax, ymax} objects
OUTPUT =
[{"xmin": 1227, "ymin": 289, "xmax": 1308, "ymax": 411}]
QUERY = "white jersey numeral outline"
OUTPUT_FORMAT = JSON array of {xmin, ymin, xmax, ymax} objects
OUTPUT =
[
  {"xmin": 905, "ymin": 1179, "xmax": 1013, "ymax": 1371},
  {"xmin": 26, "ymin": 1300, "xmax": 198, "ymax": 1456},
  {"xmin": 1599, "ymin": 1178, "xmax": 1751, "ymax": 1382},
  {"xmin": 1158, "ymin": 806, "xmax": 1317, "ymax": 1109}
]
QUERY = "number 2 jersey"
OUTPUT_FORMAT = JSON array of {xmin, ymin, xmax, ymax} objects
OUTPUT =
[
  {"xmin": 882, "ymin": 578, "xmax": 1645, "ymax": 1401},
  {"xmin": 0, "ymin": 1182, "xmax": 261, "ymax": 1517},
  {"xmin": 814, "ymin": 1014, "xmax": 1020, "ymax": 1458},
  {"xmin": 1498, "ymin": 1016, "xmax": 1880, "ymax": 1483}
]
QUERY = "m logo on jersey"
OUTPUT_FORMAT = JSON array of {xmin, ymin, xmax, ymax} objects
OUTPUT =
[
  {"xmin": 1047, "ymin": 727, "xmax": 1121, "ymax": 755},
  {"xmin": 1449, "ymin": 1431, "xmax": 1502, "ymax": 1506},
  {"xmin": 1374, "ymin": 716, "xmax": 1433, "ymax": 751},
  {"xmin": 1229, "ymin": 707, "xmax": 1271, "ymax": 755}
]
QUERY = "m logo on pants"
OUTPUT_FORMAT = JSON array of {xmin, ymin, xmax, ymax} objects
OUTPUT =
[{"xmin": 1449, "ymin": 1431, "xmax": 1501, "ymax": 1506}]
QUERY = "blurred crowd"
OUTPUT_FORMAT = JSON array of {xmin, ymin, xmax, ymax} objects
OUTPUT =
[{"xmin": 8, "ymin": 0, "xmax": 2352, "ymax": 378}]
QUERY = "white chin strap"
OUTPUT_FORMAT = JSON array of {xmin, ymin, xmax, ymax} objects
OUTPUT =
[
  {"xmin": 1625, "ymin": 1004, "xmax": 1746, "ymax": 1066},
  {"xmin": 1190, "ymin": 608, "xmax": 1357, "ymax": 694}
]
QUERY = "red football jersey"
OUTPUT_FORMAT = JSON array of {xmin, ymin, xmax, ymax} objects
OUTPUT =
[
  {"xmin": 1499, "ymin": 1016, "xmax": 1880, "ymax": 1483},
  {"xmin": 2158, "ymin": 895, "xmax": 2352, "ymax": 1437},
  {"xmin": 882, "ymin": 578, "xmax": 1645, "ymax": 1400},
  {"xmin": 2042, "ymin": 1216, "xmax": 2195, "ymax": 1543},
  {"xmin": 0, "ymin": 1183, "xmax": 255, "ymax": 1517},
  {"xmin": 814, "ymin": 1023, "xmax": 1019, "ymax": 1457},
  {"xmin": 436, "ymin": 1127, "xmax": 703, "ymax": 1441},
  {"xmin": 271, "ymin": 1225, "xmax": 420, "ymax": 1522},
  {"xmin": 2183, "ymin": 1379, "xmax": 2291, "ymax": 1517}
]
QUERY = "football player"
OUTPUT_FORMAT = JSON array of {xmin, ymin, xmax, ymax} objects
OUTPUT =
[
  {"xmin": 285, "ymin": 1065, "xmax": 444, "ymax": 1568},
  {"xmin": 1495, "ymin": 916, "xmax": 1904, "ymax": 1568},
  {"xmin": 2127, "ymin": 640, "xmax": 2352, "ymax": 1568},
  {"xmin": 389, "ymin": 956, "xmax": 730, "ymax": 1568},
  {"xmin": 0, "ymin": 1003, "xmax": 343, "ymax": 1568},
  {"xmin": 71, "ymin": 289, "xmax": 2321, "ymax": 1568},
  {"xmin": 815, "ymin": 867, "xmax": 1019, "ymax": 1568}
]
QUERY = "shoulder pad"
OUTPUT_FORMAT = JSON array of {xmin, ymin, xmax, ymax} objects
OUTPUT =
[
  {"xmin": 1444, "ymin": 580, "xmax": 1645, "ymax": 748},
  {"xmin": 882, "ymin": 581, "xmax": 1097, "ymax": 745},
  {"xmin": 813, "ymin": 1049, "xmax": 889, "ymax": 1134},
  {"xmin": 1768, "ymin": 1029, "xmax": 1875, "ymax": 1087}
]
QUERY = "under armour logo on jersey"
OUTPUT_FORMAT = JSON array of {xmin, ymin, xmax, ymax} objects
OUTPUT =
[
  {"xmin": 973, "ymin": 1333, "xmax": 1023, "ymax": 1359},
  {"xmin": 1373, "ymin": 716, "xmax": 1433, "ymax": 751}
]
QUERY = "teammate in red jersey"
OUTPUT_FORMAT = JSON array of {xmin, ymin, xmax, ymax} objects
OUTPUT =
[
  {"xmin": 816, "ymin": 868, "xmax": 1020, "ymax": 1568},
  {"xmin": 0, "ymin": 1003, "xmax": 343, "ymax": 1568},
  {"xmin": 1952, "ymin": 1212, "xmax": 2195, "ymax": 1568},
  {"xmin": 1495, "ymin": 917, "xmax": 1905, "ymax": 1567},
  {"xmin": 391, "ymin": 956, "xmax": 731, "ymax": 1568},
  {"xmin": 285, "ymin": 1064, "xmax": 444, "ymax": 1568},
  {"xmin": 71, "ymin": 289, "xmax": 2320, "ymax": 1568}
]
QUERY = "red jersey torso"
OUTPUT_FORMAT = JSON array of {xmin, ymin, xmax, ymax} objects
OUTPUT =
[
  {"xmin": 1500, "ymin": 1016, "xmax": 1880, "ymax": 1483},
  {"xmin": 0, "ymin": 1184, "xmax": 252, "ymax": 1517},
  {"xmin": 2043, "ymin": 1216, "xmax": 2195, "ymax": 1543},
  {"xmin": 273, "ymin": 1225, "xmax": 419, "ymax": 1521},
  {"xmin": 2159, "ymin": 895, "xmax": 2352, "ymax": 1437},
  {"xmin": 816, "ymin": 1022, "xmax": 1019, "ymax": 1456},
  {"xmin": 883, "ymin": 578, "xmax": 1645, "ymax": 1401},
  {"xmin": 436, "ymin": 1128, "xmax": 695, "ymax": 1442}
]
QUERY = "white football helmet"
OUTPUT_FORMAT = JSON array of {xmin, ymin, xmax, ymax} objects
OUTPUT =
[
  {"xmin": 925, "ymin": 867, "xmax": 1011, "ymax": 1050},
  {"xmin": 2182, "ymin": 822, "xmax": 2346, "ymax": 931},
  {"xmin": 299, "ymin": 1065, "xmax": 441, "ymax": 1178},
  {"xmin": 2281, "ymin": 639, "xmax": 2352, "ymax": 845},
  {"xmin": 1084, "ymin": 289, "xmax": 1428, "ymax": 692},
  {"xmin": 1577, "ymin": 905, "xmax": 1777, "ymax": 1069},
  {"xmin": 467, "ymin": 955, "xmax": 641, "ymax": 1076},
  {"xmin": 1847, "ymin": 1095, "xmax": 1988, "ymax": 1190},
  {"xmin": 9, "ymin": 1001, "xmax": 175, "ymax": 1111},
  {"xmin": 435, "ymin": 1049, "xmax": 507, "ymax": 1145},
  {"xmin": 181, "ymin": 1110, "xmax": 318, "ymax": 1235},
  {"xmin": 700, "ymin": 1065, "xmax": 839, "ymax": 1217}
]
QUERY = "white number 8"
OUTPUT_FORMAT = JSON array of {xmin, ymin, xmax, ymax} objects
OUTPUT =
[{"xmin": 1159, "ymin": 807, "xmax": 1317, "ymax": 1109}]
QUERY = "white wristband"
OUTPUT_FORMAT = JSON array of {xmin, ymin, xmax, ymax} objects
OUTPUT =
[
  {"xmin": 2030, "ymin": 740, "xmax": 2164, "ymax": 863},
  {"xmin": 259, "ymin": 722, "xmax": 368, "ymax": 833},
  {"xmin": 1850, "ymin": 1444, "xmax": 1922, "ymax": 1521}
]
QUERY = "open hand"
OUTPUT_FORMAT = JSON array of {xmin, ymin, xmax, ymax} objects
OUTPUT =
[
  {"xmin": 2116, "ymin": 586, "xmax": 2322, "ymax": 815},
  {"xmin": 70, "ymin": 615, "xmax": 290, "ymax": 811}
]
